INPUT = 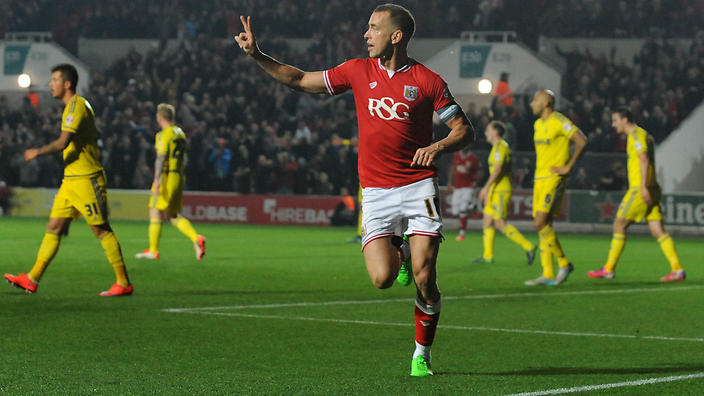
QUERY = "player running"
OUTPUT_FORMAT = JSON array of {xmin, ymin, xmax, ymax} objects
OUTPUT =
[
  {"xmin": 446, "ymin": 147, "xmax": 481, "ymax": 241},
  {"xmin": 136, "ymin": 103, "xmax": 206, "ymax": 260},
  {"xmin": 4, "ymin": 64, "xmax": 133, "ymax": 296},
  {"xmin": 587, "ymin": 108, "xmax": 686, "ymax": 282},
  {"xmin": 473, "ymin": 121, "xmax": 536, "ymax": 264},
  {"xmin": 525, "ymin": 90, "xmax": 587, "ymax": 286},
  {"xmin": 235, "ymin": 4, "xmax": 475, "ymax": 376}
]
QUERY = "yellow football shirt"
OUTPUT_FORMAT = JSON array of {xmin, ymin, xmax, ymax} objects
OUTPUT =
[
  {"xmin": 626, "ymin": 126, "xmax": 656, "ymax": 188},
  {"xmin": 488, "ymin": 139, "xmax": 512, "ymax": 191},
  {"xmin": 533, "ymin": 111, "xmax": 577, "ymax": 179},
  {"xmin": 155, "ymin": 125, "xmax": 186, "ymax": 174},
  {"xmin": 61, "ymin": 95, "xmax": 103, "ymax": 176}
]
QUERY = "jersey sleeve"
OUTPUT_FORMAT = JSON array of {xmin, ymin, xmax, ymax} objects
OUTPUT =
[
  {"xmin": 323, "ymin": 59, "xmax": 360, "ymax": 95},
  {"xmin": 493, "ymin": 146, "xmax": 506, "ymax": 168},
  {"xmin": 156, "ymin": 131, "xmax": 169, "ymax": 156},
  {"xmin": 432, "ymin": 77, "xmax": 460, "ymax": 123},
  {"xmin": 632, "ymin": 132, "xmax": 648, "ymax": 155},
  {"xmin": 62, "ymin": 103, "xmax": 85, "ymax": 133},
  {"xmin": 559, "ymin": 117, "xmax": 578, "ymax": 140}
]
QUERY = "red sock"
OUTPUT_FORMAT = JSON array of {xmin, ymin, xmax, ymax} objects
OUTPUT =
[
  {"xmin": 459, "ymin": 215, "xmax": 467, "ymax": 233},
  {"xmin": 414, "ymin": 305, "xmax": 440, "ymax": 346}
]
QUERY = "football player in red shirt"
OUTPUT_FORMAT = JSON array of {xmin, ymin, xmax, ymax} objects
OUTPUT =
[{"xmin": 236, "ymin": 4, "xmax": 474, "ymax": 376}]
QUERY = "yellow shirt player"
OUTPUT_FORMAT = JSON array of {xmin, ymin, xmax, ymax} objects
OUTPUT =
[
  {"xmin": 525, "ymin": 90, "xmax": 587, "ymax": 286},
  {"xmin": 136, "ymin": 103, "xmax": 206, "ymax": 260},
  {"xmin": 3, "ymin": 63, "xmax": 133, "ymax": 296},
  {"xmin": 474, "ymin": 121, "xmax": 536, "ymax": 265},
  {"xmin": 587, "ymin": 107, "xmax": 685, "ymax": 282}
]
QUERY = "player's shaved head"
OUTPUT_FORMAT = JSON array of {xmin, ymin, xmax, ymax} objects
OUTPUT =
[
  {"xmin": 537, "ymin": 90, "xmax": 555, "ymax": 108},
  {"xmin": 373, "ymin": 3, "xmax": 415, "ymax": 45},
  {"xmin": 157, "ymin": 103, "xmax": 175, "ymax": 122},
  {"xmin": 530, "ymin": 89, "xmax": 556, "ymax": 116}
]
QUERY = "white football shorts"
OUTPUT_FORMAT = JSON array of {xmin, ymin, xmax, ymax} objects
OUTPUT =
[
  {"xmin": 361, "ymin": 177, "xmax": 443, "ymax": 249},
  {"xmin": 450, "ymin": 187, "xmax": 477, "ymax": 216}
]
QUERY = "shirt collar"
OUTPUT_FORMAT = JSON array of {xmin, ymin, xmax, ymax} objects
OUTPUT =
[{"xmin": 377, "ymin": 58, "xmax": 412, "ymax": 78}]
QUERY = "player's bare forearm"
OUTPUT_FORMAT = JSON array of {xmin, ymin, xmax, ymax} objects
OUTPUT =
[
  {"xmin": 153, "ymin": 155, "xmax": 166, "ymax": 183},
  {"xmin": 437, "ymin": 114, "xmax": 475, "ymax": 154},
  {"xmin": 411, "ymin": 116, "xmax": 474, "ymax": 168},
  {"xmin": 26, "ymin": 130, "xmax": 72, "ymax": 161},
  {"xmin": 249, "ymin": 52, "xmax": 323, "ymax": 93},
  {"xmin": 639, "ymin": 152, "xmax": 649, "ymax": 188},
  {"xmin": 236, "ymin": 15, "xmax": 326, "ymax": 94},
  {"xmin": 483, "ymin": 165, "xmax": 503, "ymax": 190},
  {"xmin": 565, "ymin": 130, "xmax": 588, "ymax": 170}
]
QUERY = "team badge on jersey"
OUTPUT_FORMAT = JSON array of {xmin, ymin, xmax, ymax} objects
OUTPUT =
[
  {"xmin": 369, "ymin": 81, "xmax": 378, "ymax": 89},
  {"xmin": 65, "ymin": 114, "xmax": 74, "ymax": 126},
  {"xmin": 403, "ymin": 85, "xmax": 418, "ymax": 101}
]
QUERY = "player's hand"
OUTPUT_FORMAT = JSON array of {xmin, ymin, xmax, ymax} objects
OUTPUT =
[
  {"xmin": 411, "ymin": 143, "xmax": 442, "ymax": 168},
  {"xmin": 234, "ymin": 16, "xmax": 259, "ymax": 56},
  {"xmin": 24, "ymin": 148, "xmax": 39, "ymax": 162},
  {"xmin": 640, "ymin": 186, "xmax": 652, "ymax": 206},
  {"xmin": 478, "ymin": 187, "xmax": 488, "ymax": 203},
  {"xmin": 550, "ymin": 165, "xmax": 571, "ymax": 176}
]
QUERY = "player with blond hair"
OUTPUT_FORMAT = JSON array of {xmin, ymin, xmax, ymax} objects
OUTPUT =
[{"xmin": 136, "ymin": 103, "xmax": 205, "ymax": 260}]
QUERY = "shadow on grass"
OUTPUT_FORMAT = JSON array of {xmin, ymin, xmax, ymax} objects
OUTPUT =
[{"xmin": 437, "ymin": 363, "xmax": 704, "ymax": 376}]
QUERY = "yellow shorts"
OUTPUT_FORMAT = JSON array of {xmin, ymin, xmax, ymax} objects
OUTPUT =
[
  {"xmin": 532, "ymin": 176, "xmax": 566, "ymax": 218},
  {"xmin": 617, "ymin": 187, "xmax": 662, "ymax": 223},
  {"xmin": 149, "ymin": 172, "xmax": 184, "ymax": 213},
  {"xmin": 484, "ymin": 189, "xmax": 511, "ymax": 220},
  {"xmin": 50, "ymin": 172, "xmax": 109, "ymax": 226}
]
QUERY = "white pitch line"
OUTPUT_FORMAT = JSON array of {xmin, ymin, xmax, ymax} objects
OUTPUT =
[
  {"xmin": 503, "ymin": 372, "xmax": 704, "ymax": 396},
  {"xmin": 170, "ymin": 310, "xmax": 704, "ymax": 343},
  {"xmin": 162, "ymin": 284, "xmax": 704, "ymax": 313}
]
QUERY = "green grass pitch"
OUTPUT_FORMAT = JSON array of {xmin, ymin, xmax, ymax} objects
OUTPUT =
[{"xmin": 1, "ymin": 217, "xmax": 702, "ymax": 395}]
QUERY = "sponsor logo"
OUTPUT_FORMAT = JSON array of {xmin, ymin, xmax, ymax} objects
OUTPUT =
[
  {"xmin": 368, "ymin": 97, "xmax": 410, "ymax": 120},
  {"xmin": 182, "ymin": 205, "xmax": 248, "ymax": 221},
  {"xmin": 403, "ymin": 85, "xmax": 418, "ymax": 101},
  {"xmin": 263, "ymin": 198, "xmax": 333, "ymax": 224},
  {"xmin": 369, "ymin": 81, "xmax": 377, "ymax": 89},
  {"xmin": 563, "ymin": 123, "xmax": 572, "ymax": 131}
]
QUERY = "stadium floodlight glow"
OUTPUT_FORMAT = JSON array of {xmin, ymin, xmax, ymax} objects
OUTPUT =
[
  {"xmin": 17, "ymin": 73, "xmax": 32, "ymax": 88},
  {"xmin": 477, "ymin": 78, "xmax": 492, "ymax": 94}
]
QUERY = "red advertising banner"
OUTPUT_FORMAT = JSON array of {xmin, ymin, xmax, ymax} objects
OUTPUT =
[
  {"xmin": 440, "ymin": 188, "xmax": 568, "ymax": 221},
  {"xmin": 182, "ymin": 192, "xmax": 344, "ymax": 225}
]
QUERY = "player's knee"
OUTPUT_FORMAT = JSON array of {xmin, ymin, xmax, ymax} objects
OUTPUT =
[
  {"xmin": 370, "ymin": 271, "xmax": 394, "ymax": 289},
  {"xmin": 533, "ymin": 217, "xmax": 546, "ymax": 230}
]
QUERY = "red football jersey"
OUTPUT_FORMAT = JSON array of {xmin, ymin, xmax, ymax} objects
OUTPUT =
[
  {"xmin": 324, "ymin": 58, "xmax": 454, "ymax": 188},
  {"xmin": 452, "ymin": 151, "xmax": 481, "ymax": 188}
]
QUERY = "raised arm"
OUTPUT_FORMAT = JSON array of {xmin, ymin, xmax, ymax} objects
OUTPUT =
[
  {"xmin": 234, "ymin": 16, "xmax": 327, "ymax": 94},
  {"xmin": 411, "ymin": 113, "xmax": 475, "ymax": 168}
]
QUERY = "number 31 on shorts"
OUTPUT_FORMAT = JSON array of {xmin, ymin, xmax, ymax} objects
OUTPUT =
[{"xmin": 85, "ymin": 203, "xmax": 100, "ymax": 216}]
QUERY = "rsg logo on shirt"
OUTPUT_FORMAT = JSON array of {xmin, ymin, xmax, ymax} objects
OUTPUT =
[{"xmin": 368, "ymin": 97, "xmax": 410, "ymax": 120}]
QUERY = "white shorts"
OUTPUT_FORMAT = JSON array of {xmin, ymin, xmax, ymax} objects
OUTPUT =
[
  {"xmin": 450, "ymin": 187, "xmax": 477, "ymax": 216},
  {"xmin": 361, "ymin": 177, "xmax": 443, "ymax": 249}
]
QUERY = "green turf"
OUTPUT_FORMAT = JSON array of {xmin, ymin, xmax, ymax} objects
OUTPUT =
[{"xmin": 0, "ymin": 217, "xmax": 702, "ymax": 395}]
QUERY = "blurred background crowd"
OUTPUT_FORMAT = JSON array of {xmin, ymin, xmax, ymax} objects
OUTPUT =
[{"xmin": 1, "ymin": 0, "xmax": 703, "ymax": 194}]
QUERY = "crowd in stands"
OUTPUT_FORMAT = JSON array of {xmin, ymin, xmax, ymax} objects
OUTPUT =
[
  {"xmin": 1, "ymin": 2, "xmax": 703, "ymax": 195},
  {"xmin": 2, "ymin": 0, "xmax": 703, "ymax": 53}
]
